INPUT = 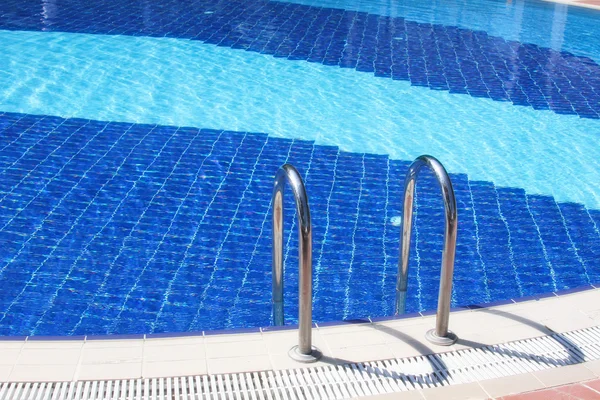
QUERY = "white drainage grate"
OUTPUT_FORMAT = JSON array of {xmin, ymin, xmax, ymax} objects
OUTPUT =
[{"xmin": 2, "ymin": 325, "xmax": 600, "ymax": 400}]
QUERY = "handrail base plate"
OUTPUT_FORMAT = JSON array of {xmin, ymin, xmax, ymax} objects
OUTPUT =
[
  {"xmin": 288, "ymin": 345, "xmax": 322, "ymax": 363},
  {"xmin": 426, "ymin": 329, "xmax": 458, "ymax": 346}
]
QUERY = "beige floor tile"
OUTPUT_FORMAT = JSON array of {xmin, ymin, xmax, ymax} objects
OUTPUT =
[
  {"xmin": 322, "ymin": 329, "xmax": 387, "ymax": 350},
  {"xmin": 9, "ymin": 364, "xmax": 77, "ymax": 382},
  {"xmin": 269, "ymin": 353, "xmax": 343, "ymax": 370},
  {"xmin": 0, "ymin": 365, "xmax": 12, "ymax": 381},
  {"xmin": 77, "ymin": 362, "xmax": 142, "ymax": 380},
  {"xmin": 317, "ymin": 322, "xmax": 376, "ymax": 333},
  {"xmin": 332, "ymin": 344, "xmax": 395, "ymax": 363},
  {"xmin": 374, "ymin": 321, "xmax": 434, "ymax": 342},
  {"xmin": 509, "ymin": 305, "xmax": 593, "ymax": 327},
  {"xmin": 81, "ymin": 345, "xmax": 143, "ymax": 364},
  {"xmin": 583, "ymin": 359, "xmax": 600, "ymax": 377},
  {"xmin": 205, "ymin": 339, "xmax": 267, "ymax": 359},
  {"xmin": 375, "ymin": 323, "xmax": 463, "ymax": 357},
  {"xmin": 386, "ymin": 341, "xmax": 438, "ymax": 359},
  {"xmin": 262, "ymin": 330, "xmax": 329, "ymax": 355},
  {"xmin": 144, "ymin": 336, "xmax": 204, "ymax": 347},
  {"xmin": 478, "ymin": 373, "xmax": 545, "ymax": 397},
  {"xmin": 420, "ymin": 382, "xmax": 488, "ymax": 400},
  {"xmin": 541, "ymin": 313, "xmax": 597, "ymax": 332},
  {"xmin": 464, "ymin": 323, "xmax": 552, "ymax": 346},
  {"xmin": 204, "ymin": 333, "xmax": 262, "ymax": 344},
  {"xmin": 143, "ymin": 343, "xmax": 205, "ymax": 362},
  {"xmin": 17, "ymin": 347, "xmax": 82, "ymax": 365},
  {"xmin": 143, "ymin": 359, "xmax": 208, "ymax": 378},
  {"xmin": 369, "ymin": 316, "xmax": 431, "ymax": 330},
  {"xmin": 83, "ymin": 339, "xmax": 144, "ymax": 348},
  {"xmin": 533, "ymin": 363, "xmax": 596, "ymax": 387},
  {"xmin": 449, "ymin": 310, "xmax": 531, "ymax": 335},
  {"xmin": 20, "ymin": 340, "xmax": 84, "ymax": 349},
  {"xmin": 582, "ymin": 308, "xmax": 600, "ymax": 322},
  {"xmin": 207, "ymin": 355, "xmax": 272, "ymax": 374},
  {"xmin": 0, "ymin": 348, "xmax": 21, "ymax": 365},
  {"xmin": 0, "ymin": 341, "xmax": 25, "ymax": 349},
  {"xmin": 559, "ymin": 290, "xmax": 599, "ymax": 313}
]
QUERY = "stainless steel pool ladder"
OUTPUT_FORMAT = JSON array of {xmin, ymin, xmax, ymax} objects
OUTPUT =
[
  {"xmin": 396, "ymin": 155, "xmax": 458, "ymax": 346},
  {"xmin": 272, "ymin": 164, "xmax": 321, "ymax": 363}
]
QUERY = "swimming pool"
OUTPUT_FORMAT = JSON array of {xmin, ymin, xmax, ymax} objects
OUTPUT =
[{"xmin": 0, "ymin": 0, "xmax": 598, "ymax": 336}]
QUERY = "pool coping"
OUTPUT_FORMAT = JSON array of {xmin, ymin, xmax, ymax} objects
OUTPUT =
[{"xmin": 1, "ymin": 286, "xmax": 600, "ymax": 393}]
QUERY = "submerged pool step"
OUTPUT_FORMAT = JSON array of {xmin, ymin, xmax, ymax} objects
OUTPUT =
[{"xmin": 0, "ymin": 112, "xmax": 598, "ymax": 336}]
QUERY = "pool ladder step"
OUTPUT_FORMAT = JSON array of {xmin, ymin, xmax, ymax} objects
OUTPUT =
[{"xmin": 271, "ymin": 155, "xmax": 459, "ymax": 362}]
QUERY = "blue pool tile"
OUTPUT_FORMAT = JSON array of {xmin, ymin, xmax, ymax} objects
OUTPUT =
[{"xmin": 0, "ymin": 113, "xmax": 598, "ymax": 336}]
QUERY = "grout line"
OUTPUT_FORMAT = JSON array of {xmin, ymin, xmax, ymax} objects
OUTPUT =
[
  {"xmin": 7, "ymin": 339, "xmax": 26, "ymax": 383},
  {"xmin": 202, "ymin": 331, "xmax": 210, "ymax": 376},
  {"xmin": 73, "ymin": 340, "xmax": 85, "ymax": 383},
  {"xmin": 140, "ymin": 334, "xmax": 146, "ymax": 378},
  {"xmin": 477, "ymin": 380, "xmax": 493, "ymax": 399},
  {"xmin": 582, "ymin": 363, "xmax": 600, "ymax": 380},
  {"xmin": 582, "ymin": 380, "xmax": 600, "ymax": 395}
]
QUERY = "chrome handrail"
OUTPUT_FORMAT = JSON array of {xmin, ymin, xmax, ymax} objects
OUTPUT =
[
  {"xmin": 395, "ymin": 155, "xmax": 458, "ymax": 346},
  {"xmin": 272, "ymin": 164, "xmax": 321, "ymax": 362}
]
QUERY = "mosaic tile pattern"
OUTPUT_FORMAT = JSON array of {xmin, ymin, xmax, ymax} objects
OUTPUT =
[
  {"xmin": 0, "ymin": 112, "xmax": 598, "ymax": 336},
  {"xmin": 1, "ymin": 0, "xmax": 600, "ymax": 119}
]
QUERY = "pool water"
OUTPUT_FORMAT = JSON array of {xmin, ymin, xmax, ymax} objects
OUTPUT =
[{"xmin": 0, "ymin": 0, "xmax": 598, "ymax": 336}]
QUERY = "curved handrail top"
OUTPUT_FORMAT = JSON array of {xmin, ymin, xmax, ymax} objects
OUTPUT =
[
  {"xmin": 404, "ymin": 155, "xmax": 457, "ymax": 222},
  {"xmin": 273, "ymin": 164, "xmax": 311, "ymax": 232}
]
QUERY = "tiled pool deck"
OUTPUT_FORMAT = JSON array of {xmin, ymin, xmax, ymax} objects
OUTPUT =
[{"xmin": 2, "ymin": 288, "xmax": 600, "ymax": 399}]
